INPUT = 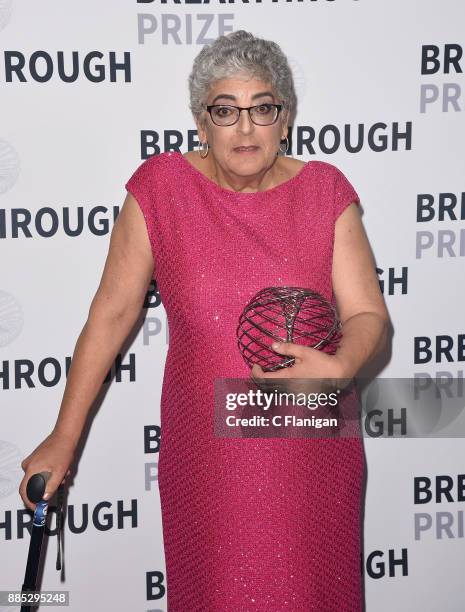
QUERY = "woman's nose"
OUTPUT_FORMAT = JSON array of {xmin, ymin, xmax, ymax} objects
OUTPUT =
[{"xmin": 237, "ymin": 108, "xmax": 254, "ymax": 132}]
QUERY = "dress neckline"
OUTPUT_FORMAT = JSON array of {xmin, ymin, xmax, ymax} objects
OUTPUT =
[{"xmin": 173, "ymin": 151, "xmax": 311, "ymax": 198}]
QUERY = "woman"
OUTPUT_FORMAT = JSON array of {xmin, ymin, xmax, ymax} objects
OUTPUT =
[{"xmin": 19, "ymin": 31, "xmax": 389, "ymax": 610}]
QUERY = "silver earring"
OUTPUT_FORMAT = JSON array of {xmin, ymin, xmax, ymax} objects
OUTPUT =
[
  {"xmin": 279, "ymin": 136, "xmax": 289, "ymax": 154},
  {"xmin": 197, "ymin": 141, "xmax": 209, "ymax": 158}
]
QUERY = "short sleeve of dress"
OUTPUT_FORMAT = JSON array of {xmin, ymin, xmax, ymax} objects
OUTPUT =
[
  {"xmin": 125, "ymin": 156, "xmax": 158, "ymax": 276},
  {"xmin": 333, "ymin": 165, "xmax": 360, "ymax": 221}
]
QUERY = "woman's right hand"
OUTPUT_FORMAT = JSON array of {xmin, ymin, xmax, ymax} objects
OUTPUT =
[{"xmin": 19, "ymin": 431, "xmax": 76, "ymax": 511}]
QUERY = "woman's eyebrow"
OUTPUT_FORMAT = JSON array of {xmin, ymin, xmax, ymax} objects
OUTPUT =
[{"xmin": 211, "ymin": 91, "xmax": 275, "ymax": 104}]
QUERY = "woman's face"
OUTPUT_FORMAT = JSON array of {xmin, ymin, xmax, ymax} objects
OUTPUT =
[{"xmin": 196, "ymin": 76, "xmax": 289, "ymax": 176}]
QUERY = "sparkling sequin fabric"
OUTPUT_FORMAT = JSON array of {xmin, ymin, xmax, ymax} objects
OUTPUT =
[{"xmin": 125, "ymin": 151, "xmax": 364, "ymax": 611}]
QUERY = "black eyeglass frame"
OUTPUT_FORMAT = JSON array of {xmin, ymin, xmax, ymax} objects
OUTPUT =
[{"xmin": 205, "ymin": 103, "xmax": 283, "ymax": 126}]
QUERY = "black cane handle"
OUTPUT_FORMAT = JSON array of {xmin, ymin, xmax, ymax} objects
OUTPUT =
[{"xmin": 26, "ymin": 471, "xmax": 52, "ymax": 504}]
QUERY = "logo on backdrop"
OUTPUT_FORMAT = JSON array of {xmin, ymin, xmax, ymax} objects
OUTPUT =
[
  {"xmin": 144, "ymin": 425, "xmax": 165, "ymax": 609},
  {"xmin": 0, "ymin": 140, "xmax": 20, "ymax": 194},
  {"xmin": 0, "ymin": 353, "xmax": 136, "ymax": 390},
  {"xmin": 0, "ymin": 441, "xmax": 23, "ymax": 500},
  {"xmin": 136, "ymin": 0, "xmax": 361, "ymax": 47},
  {"xmin": 420, "ymin": 44, "xmax": 464, "ymax": 113},
  {"xmin": 2, "ymin": 51, "xmax": 132, "ymax": 83},
  {"xmin": 414, "ymin": 335, "xmax": 465, "ymax": 363},
  {"xmin": 136, "ymin": 0, "xmax": 360, "ymax": 46},
  {"xmin": 138, "ymin": 121, "xmax": 412, "ymax": 160},
  {"xmin": 0, "ymin": 141, "xmax": 122, "ymax": 240},
  {"xmin": 146, "ymin": 570, "xmax": 166, "ymax": 608},
  {"xmin": 0, "ymin": 0, "xmax": 12, "ymax": 33},
  {"xmin": 414, "ymin": 474, "xmax": 465, "ymax": 541},
  {"xmin": 377, "ymin": 266, "xmax": 408, "ymax": 295},
  {"xmin": 416, "ymin": 190, "xmax": 465, "ymax": 259},
  {"xmin": 360, "ymin": 377, "xmax": 465, "ymax": 439},
  {"xmin": 0, "ymin": 499, "xmax": 138, "ymax": 541},
  {"xmin": 0, "ymin": 291, "xmax": 23, "ymax": 347},
  {"xmin": 0, "ymin": 205, "xmax": 120, "ymax": 239},
  {"xmin": 365, "ymin": 548, "xmax": 409, "ymax": 579},
  {"xmin": 144, "ymin": 425, "xmax": 161, "ymax": 492}
]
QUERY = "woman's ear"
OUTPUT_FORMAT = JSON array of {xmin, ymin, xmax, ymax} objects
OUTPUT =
[
  {"xmin": 280, "ymin": 108, "xmax": 290, "ymax": 140},
  {"xmin": 195, "ymin": 113, "xmax": 208, "ymax": 144}
]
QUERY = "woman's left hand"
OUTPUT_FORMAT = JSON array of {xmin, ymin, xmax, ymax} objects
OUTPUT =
[{"xmin": 250, "ymin": 340, "xmax": 352, "ymax": 395}]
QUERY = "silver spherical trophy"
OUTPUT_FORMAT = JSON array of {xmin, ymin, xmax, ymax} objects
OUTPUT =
[{"xmin": 236, "ymin": 286, "xmax": 342, "ymax": 372}]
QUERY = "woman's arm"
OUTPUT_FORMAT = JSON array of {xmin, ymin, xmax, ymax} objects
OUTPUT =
[
  {"xmin": 19, "ymin": 192, "xmax": 154, "ymax": 508},
  {"xmin": 52, "ymin": 192, "xmax": 155, "ymax": 444},
  {"xmin": 331, "ymin": 202, "xmax": 390, "ymax": 378},
  {"xmin": 251, "ymin": 201, "xmax": 390, "ymax": 388}
]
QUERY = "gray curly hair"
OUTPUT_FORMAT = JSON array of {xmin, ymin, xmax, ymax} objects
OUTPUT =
[{"xmin": 188, "ymin": 30, "xmax": 297, "ymax": 128}]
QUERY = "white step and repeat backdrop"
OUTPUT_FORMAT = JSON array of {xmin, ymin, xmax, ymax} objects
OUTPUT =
[{"xmin": 1, "ymin": 1, "xmax": 464, "ymax": 610}]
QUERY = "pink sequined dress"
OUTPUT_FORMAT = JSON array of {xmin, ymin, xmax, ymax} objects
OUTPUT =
[{"xmin": 125, "ymin": 151, "xmax": 365, "ymax": 611}]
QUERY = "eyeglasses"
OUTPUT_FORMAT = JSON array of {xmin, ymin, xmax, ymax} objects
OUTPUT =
[{"xmin": 205, "ymin": 103, "xmax": 283, "ymax": 127}]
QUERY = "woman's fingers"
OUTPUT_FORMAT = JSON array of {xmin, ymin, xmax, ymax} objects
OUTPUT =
[{"xmin": 271, "ymin": 340, "xmax": 310, "ymax": 361}]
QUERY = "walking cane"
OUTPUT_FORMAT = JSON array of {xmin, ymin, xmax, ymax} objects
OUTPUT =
[{"xmin": 20, "ymin": 471, "xmax": 65, "ymax": 612}]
